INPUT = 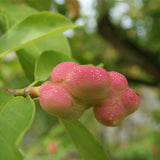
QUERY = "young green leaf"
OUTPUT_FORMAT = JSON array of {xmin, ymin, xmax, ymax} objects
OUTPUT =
[
  {"xmin": 0, "ymin": 11, "xmax": 79, "ymax": 58},
  {"xmin": 0, "ymin": 90, "xmax": 35, "ymax": 160},
  {"xmin": 35, "ymin": 50, "xmax": 75, "ymax": 81},
  {"xmin": 60, "ymin": 119, "xmax": 110, "ymax": 160}
]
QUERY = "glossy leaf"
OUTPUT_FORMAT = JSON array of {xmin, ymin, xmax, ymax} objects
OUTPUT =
[
  {"xmin": 35, "ymin": 50, "xmax": 75, "ymax": 81},
  {"xmin": 0, "ymin": 90, "xmax": 35, "ymax": 160},
  {"xmin": 60, "ymin": 119, "xmax": 110, "ymax": 160},
  {"xmin": 0, "ymin": 11, "xmax": 78, "ymax": 58}
]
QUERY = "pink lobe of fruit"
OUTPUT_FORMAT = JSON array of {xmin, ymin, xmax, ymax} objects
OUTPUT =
[
  {"xmin": 50, "ymin": 61, "xmax": 79, "ymax": 83},
  {"xmin": 119, "ymin": 88, "xmax": 140, "ymax": 115},
  {"xmin": 40, "ymin": 83, "xmax": 73, "ymax": 116},
  {"xmin": 108, "ymin": 71, "xmax": 128, "ymax": 96},
  {"xmin": 64, "ymin": 65, "xmax": 112, "ymax": 103},
  {"xmin": 94, "ymin": 100, "xmax": 125, "ymax": 126}
]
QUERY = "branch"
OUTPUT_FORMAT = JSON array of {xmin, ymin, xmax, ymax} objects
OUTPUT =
[{"xmin": 98, "ymin": 14, "xmax": 160, "ymax": 81}]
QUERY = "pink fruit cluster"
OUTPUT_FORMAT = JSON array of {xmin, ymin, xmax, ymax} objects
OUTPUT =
[{"xmin": 39, "ymin": 62, "xmax": 140, "ymax": 126}]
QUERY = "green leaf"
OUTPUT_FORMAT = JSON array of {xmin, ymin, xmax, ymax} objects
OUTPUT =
[
  {"xmin": 0, "ymin": 90, "xmax": 35, "ymax": 160},
  {"xmin": 0, "ymin": 0, "xmax": 37, "ymax": 28},
  {"xmin": 35, "ymin": 50, "xmax": 75, "ymax": 81},
  {"xmin": 25, "ymin": 0, "xmax": 52, "ymax": 11},
  {"xmin": 16, "ymin": 33, "xmax": 71, "ymax": 81},
  {"xmin": 16, "ymin": 44, "xmax": 40, "ymax": 82},
  {"xmin": 60, "ymin": 119, "xmax": 110, "ymax": 160},
  {"xmin": 0, "ymin": 11, "xmax": 78, "ymax": 58}
]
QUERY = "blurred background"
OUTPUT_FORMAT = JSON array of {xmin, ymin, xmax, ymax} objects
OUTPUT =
[{"xmin": 0, "ymin": 0, "xmax": 160, "ymax": 159}]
